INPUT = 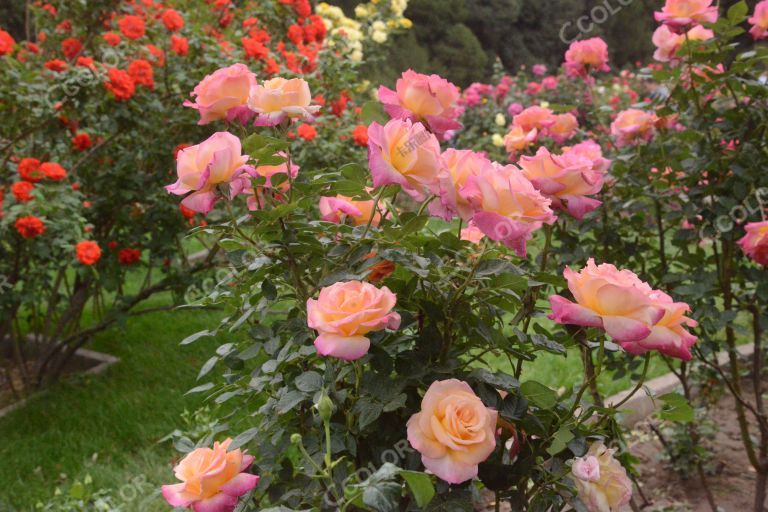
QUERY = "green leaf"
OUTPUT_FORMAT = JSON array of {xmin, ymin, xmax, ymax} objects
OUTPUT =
[
  {"xmin": 400, "ymin": 471, "xmax": 435, "ymax": 507},
  {"xmin": 520, "ymin": 381, "xmax": 557, "ymax": 409},
  {"xmin": 181, "ymin": 329, "xmax": 213, "ymax": 345},
  {"xmin": 356, "ymin": 464, "xmax": 401, "ymax": 512},
  {"xmin": 361, "ymin": 101, "xmax": 389, "ymax": 125},
  {"xmin": 185, "ymin": 382, "xmax": 214, "ymax": 395},
  {"xmin": 262, "ymin": 279, "xmax": 277, "ymax": 300},
  {"xmin": 658, "ymin": 392, "xmax": 694, "ymax": 423},
  {"xmin": 197, "ymin": 356, "xmax": 218, "ymax": 380},
  {"xmin": 294, "ymin": 371, "xmax": 323, "ymax": 393},
  {"xmin": 727, "ymin": 0, "xmax": 748, "ymax": 24},
  {"xmin": 469, "ymin": 368, "xmax": 519, "ymax": 391},
  {"xmin": 229, "ymin": 427, "xmax": 260, "ymax": 451},
  {"xmin": 276, "ymin": 390, "xmax": 306, "ymax": 414},
  {"xmin": 547, "ymin": 427, "xmax": 574, "ymax": 456}
]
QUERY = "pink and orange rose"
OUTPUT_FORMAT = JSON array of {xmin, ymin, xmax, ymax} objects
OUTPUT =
[
  {"xmin": 570, "ymin": 443, "xmax": 633, "ymax": 512},
  {"xmin": 407, "ymin": 379, "xmax": 497, "ymax": 484},
  {"xmin": 306, "ymin": 281, "xmax": 401, "ymax": 361},
  {"xmin": 655, "ymin": 0, "xmax": 718, "ymax": 31},
  {"xmin": 161, "ymin": 439, "xmax": 259, "ymax": 512},
  {"xmin": 564, "ymin": 37, "xmax": 610, "ymax": 78},
  {"xmin": 738, "ymin": 221, "xmax": 768, "ymax": 266},
  {"xmin": 248, "ymin": 77, "xmax": 320, "ymax": 126},
  {"xmin": 184, "ymin": 64, "xmax": 257, "ymax": 125}
]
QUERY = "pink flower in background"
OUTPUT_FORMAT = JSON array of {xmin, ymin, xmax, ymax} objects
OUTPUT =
[
  {"xmin": 532, "ymin": 64, "xmax": 548, "ymax": 76},
  {"xmin": 738, "ymin": 221, "xmax": 768, "ymax": 266},
  {"xmin": 547, "ymin": 113, "xmax": 579, "ymax": 143},
  {"xmin": 161, "ymin": 439, "xmax": 259, "ymax": 512},
  {"xmin": 655, "ymin": 0, "xmax": 718, "ymax": 31},
  {"xmin": 461, "ymin": 82, "xmax": 494, "ymax": 107},
  {"xmin": 570, "ymin": 443, "xmax": 632, "ymax": 512},
  {"xmin": 653, "ymin": 24, "xmax": 714, "ymax": 63},
  {"xmin": 611, "ymin": 109, "xmax": 656, "ymax": 147},
  {"xmin": 367, "ymin": 118, "xmax": 443, "ymax": 201},
  {"xmin": 248, "ymin": 77, "xmax": 320, "ymax": 126},
  {"xmin": 503, "ymin": 125, "xmax": 538, "ymax": 156},
  {"xmin": 243, "ymin": 155, "xmax": 299, "ymax": 211},
  {"xmin": 407, "ymin": 379, "xmax": 497, "ymax": 484},
  {"xmin": 564, "ymin": 37, "xmax": 610, "ymax": 78},
  {"xmin": 549, "ymin": 259, "xmax": 698, "ymax": 360},
  {"xmin": 461, "ymin": 163, "xmax": 556, "ymax": 257},
  {"xmin": 460, "ymin": 222, "xmax": 486, "ymax": 245},
  {"xmin": 319, "ymin": 194, "xmax": 382, "ymax": 226},
  {"xmin": 519, "ymin": 146, "xmax": 605, "ymax": 220},
  {"xmin": 307, "ymin": 281, "xmax": 400, "ymax": 361},
  {"xmin": 507, "ymin": 102, "xmax": 524, "ymax": 117},
  {"xmin": 184, "ymin": 63, "xmax": 257, "ymax": 125},
  {"xmin": 512, "ymin": 106, "xmax": 556, "ymax": 133},
  {"xmin": 166, "ymin": 132, "xmax": 251, "ymax": 214},
  {"xmin": 749, "ymin": 1, "xmax": 768, "ymax": 40},
  {"xmin": 542, "ymin": 75, "xmax": 559, "ymax": 90},
  {"xmin": 431, "ymin": 149, "xmax": 491, "ymax": 221},
  {"xmin": 378, "ymin": 69, "xmax": 462, "ymax": 137}
]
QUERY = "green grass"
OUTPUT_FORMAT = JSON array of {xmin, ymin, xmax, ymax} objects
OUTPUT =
[{"xmin": 0, "ymin": 293, "xmax": 223, "ymax": 511}]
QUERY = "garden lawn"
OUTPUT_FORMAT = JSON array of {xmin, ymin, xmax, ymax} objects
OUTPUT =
[{"xmin": 0, "ymin": 292, "xmax": 223, "ymax": 512}]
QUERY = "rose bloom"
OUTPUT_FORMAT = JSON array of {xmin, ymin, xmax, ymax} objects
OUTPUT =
[
  {"xmin": 460, "ymin": 222, "xmax": 486, "ymax": 245},
  {"xmin": 103, "ymin": 32, "xmax": 121, "ymax": 46},
  {"xmin": 162, "ymin": 439, "xmax": 259, "ymax": 512},
  {"xmin": 503, "ymin": 126, "xmax": 538, "ymax": 155},
  {"xmin": 407, "ymin": 379, "xmax": 497, "ymax": 484},
  {"xmin": 549, "ymin": 259, "xmax": 698, "ymax": 360},
  {"xmin": 128, "ymin": 59, "xmax": 154, "ymax": 89},
  {"xmin": 118, "ymin": 248, "xmax": 142, "ymax": 265},
  {"xmin": 655, "ymin": 0, "xmax": 718, "ymax": 31},
  {"xmin": 561, "ymin": 140, "xmax": 612, "ymax": 175},
  {"xmin": 570, "ymin": 443, "xmax": 632, "ymax": 512},
  {"xmin": 297, "ymin": 123, "xmax": 317, "ymax": 141},
  {"xmin": 378, "ymin": 69, "xmax": 462, "ymax": 137},
  {"xmin": 104, "ymin": 68, "xmax": 136, "ymax": 101},
  {"xmin": 431, "ymin": 149, "xmax": 490, "ymax": 221},
  {"xmin": 166, "ymin": 132, "xmax": 251, "ymax": 214},
  {"xmin": 611, "ymin": 109, "xmax": 656, "ymax": 147},
  {"xmin": 548, "ymin": 113, "xmax": 579, "ymax": 144},
  {"xmin": 11, "ymin": 181, "xmax": 35, "ymax": 202},
  {"xmin": 40, "ymin": 162, "xmax": 67, "ymax": 181},
  {"xmin": 118, "ymin": 15, "xmax": 146, "ymax": 40},
  {"xmin": 61, "ymin": 37, "xmax": 82, "ymax": 60},
  {"xmin": 248, "ymin": 77, "xmax": 320, "ymax": 126},
  {"xmin": 0, "ymin": 29, "xmax": 15, "ymax": 56},
  {"xmin": 244, "ymin": 155, "xmax": 299, "ymax": 211},
  {"xmin": 185, "ymin": 64, "xmax": 257, "ymax": 125},
  {"xmin": 564, "ymin": 37, "xmax": 610, "ymax": 78},
  {"xmin": 750, "ymin": 1, "xmax": 768, "ymax": 40},
  {"xmin": 367, "ymin": 118, "xmax": 443, "ymax": 201},
  {"xmin": 319, "ymin": 195, "xmax": 382, "ymax": 226},
  {"xmin": 18, "ymin": 158, "xmax": 43, "ymax": 182},
  {"xmin": 461, "ymin": 163, "xmax": 556, "ymax": 257},
  {"xmin": 738, "ymin": 221, "xmax": 768, "ymax": 266},
  {"xmin": 653, "ymin": 24, "xmax": 714, "ymax": 63},
  {"xmin": 161, "ymin": 9, "xmax": 184, "ymax": 32},
  {"xmin": 171, "ymin": 35, "xmax": 189, "ymax": 56},
  {"xmin": 306, "ymin": 281, "xmax": 401, "ymax": 361},
  {"xmin": 44, "ymin": 59, "xmax": 67, "ymax": 73},
  {"xmin": 532, "ymin": 63, "xmax": 547, "ymax": 76},
  {"xmin": 512, "ymin": 106, "xmax": 556, "ymax": 134},
  {"xmin": 352, "ymin": 124, "xmax": 369, "ymax": 147},
  {"xmin": 71, "ymin": 132, "xmax": 92, "ymax": 152},
  {"xmin": 76, "ymin": 241, "xmax": 102, "ymax": 265},
  {"xmin": 15, "ymin": 216, "xmax": 45, "ymax": 239},
  {"xmin": 519, "ymin": 146, "xmax": 605, "ymax": 220}
]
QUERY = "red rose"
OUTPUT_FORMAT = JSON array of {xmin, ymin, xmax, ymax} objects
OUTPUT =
[
  {"xmin": 40, "ymin": 162, "xmax": 68, "ymax": 180},
  {"xmin": 11, "ymin": 181, "xmax": 34, "ymax": 202},
  {"xmin": 297, "ymin": 123, "xmax": 317, "ymax": 141},
  {"xmin": 118, "ymin": 248, "xmax": 142, "ymax": 265},
  {"xmin": 0, "ymin": 29, "xmax": 15, "ymax": 56},
  {"xmin": 61, "ymin": 37, "xmax": 82, "ymax": 60},
  {"xmin": 71, "ymin": 133, "xmax": 92, "ymax": 152},
  {"xmin": 161, "ymin": 9, "xmax": 184, "ymax": 32},
  {"xmin": 76, "ymin": 241, "xmax": 102, "ymax": 265},
  {"xmin": 103, "ymin": 32, "xmax": 121, "ymax": 46},
  {"xmin": 15, "ymin": 216, "xmax": 45, "ymax": 239},
  {"xmin": 76, "ymin": 56, "xmax": 95, "ymax": 69},
  {"xmin": 118, "ymin": 15, "xmax": 145, "ymax": 40},
  {"xmin": 170, "ymin": 35, "xmax": 189, "ymax": 56},
  {"xmin": 18, "ymin": 158, "xmax": 43, "ymax": 182},
  {"xmin": 352, "ymin": 125, "xmax": 369, "ymax": 147},
  {"xmin": 44, "ymin": 59, "xmax": 68, "ymax": 72},
  {"xmin": 128, "ymin": 59, "xmax": 154, "ymax": 89},
  {"xmin": 104, "ymin": 68, "xmax": 136, "ymax": 101}
]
